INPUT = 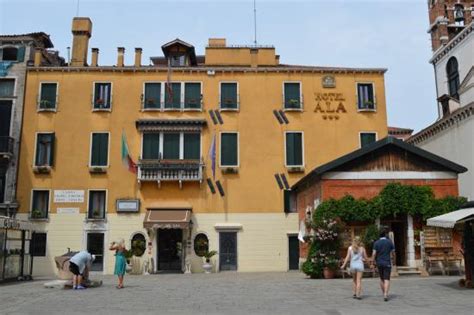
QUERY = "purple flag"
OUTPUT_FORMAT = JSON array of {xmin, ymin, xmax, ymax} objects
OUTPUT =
[{"xmin": 208, "ymin": 134, "xmax": 216, "ymax": 180}]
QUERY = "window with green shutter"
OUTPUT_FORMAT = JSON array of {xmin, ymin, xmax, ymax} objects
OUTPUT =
[
  {"xmin": 184, "ymin": 83, "xmax": 201, "ymax": 109},
  {"xmin": 360, "ymin": 133, "xmax": 376, "ymax": 148},
  {"xmin": 39, "ymin": 83, "xmax": 57, "ymax": 109},
  {"xmin": 163, "ymin": 133, "xmax": 180, "ymax": 159},
  {"xmin": 220, "ymin": 83, "xmax": 238, "ymax": 110},
  {"xmin": 142, "ymin": 133, "xmax": 160, "ymax": 159},
  {"xmin": 284, "ymin": 83, "xmax": 301, "ymax": 109},
  {"xmin": 35, "ymin": 133, "xmax": 55, "ymax": 166},
  {"xmin": 220, "ymin": 133, "xmax": 238, "ymax": 166},
  {"xmin": 91, "ymin": 133, "xmax": 109, "ymax": 166},
  {"xmin": 286, "ymin": 132, "xmax": 303, "ymax": 166},
  {"xmin": 0, "ymin": 79, "xmax": 15, "ymax": 98},
  {"xmin": 164, "ymin": 83, "xmax": 181, "ymax": 109},
  {"xmin": 144, "ymin": 83, "xmax": 161, "ymax": 109},
  {"xmin": 184, "ymin": 133, "xmax": 200, "ymax": 160}
]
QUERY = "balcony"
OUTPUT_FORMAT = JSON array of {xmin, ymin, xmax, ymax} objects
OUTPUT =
[
  {"xmin": 0, "ymin": 136, "xmax": 14, "ymax": 159},
  {"xmin": 138, "ymin": 159, "xmax": 204, "ymax": 186}
]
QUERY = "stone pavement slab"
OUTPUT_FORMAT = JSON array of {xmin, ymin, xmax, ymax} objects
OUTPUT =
[{"xmin": 0, "ymin": 273, "xmax": 472, "ymax": 315}]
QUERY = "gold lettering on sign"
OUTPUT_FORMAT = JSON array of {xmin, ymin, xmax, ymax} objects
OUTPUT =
[{"xmin": 314, "ymin": 92, "xmax": 347, "ymax": 119}]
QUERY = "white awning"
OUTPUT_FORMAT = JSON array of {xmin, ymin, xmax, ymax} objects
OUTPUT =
[{"xmin": 426, "ymin": 208, "xmax": 474, "ymax": 228}]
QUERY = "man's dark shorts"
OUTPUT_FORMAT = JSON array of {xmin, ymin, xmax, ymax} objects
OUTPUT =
[
  {"xmin": 378, "ymin": 265, "xmax": 391, "ymax": 281},
  {"xmin": 69, "ymin": 262, "xmax": 81, "ymax": 276}
]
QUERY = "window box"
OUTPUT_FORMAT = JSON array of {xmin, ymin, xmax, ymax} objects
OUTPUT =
[
  {"xmin": 33, "ymin": 165, "xmax": 51, "ymax": 174},
  {"xmin": 221, "ymin": 166, "xmax": 239, "ymax": 174},
  {"xmin": 30, "ymin": 209, "xmax": 48, "ymax": 220},
  {"xmin": 89, "ymin": 166, "xmax": 107, "ymax": 174},
  {"xmin": 287, "ymin": 166, "xmax": 305, "ymax": 173}
]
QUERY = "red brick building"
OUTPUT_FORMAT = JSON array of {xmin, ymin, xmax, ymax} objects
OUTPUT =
[
  {"xmin": 291, "ymin": 137, "xmax": 467, "ymax": 269},
  {"xmin": 428, "ymin": 0, "xmax": 473, "ymax": 51}
]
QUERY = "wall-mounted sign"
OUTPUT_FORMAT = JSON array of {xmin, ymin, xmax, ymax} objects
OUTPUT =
[
  {"xmin": 322, "ymin": 75, "xmax": 336, "ymax": 88},
  {"xmin": 57, "ymin": 208, "xmax": 80, "ymax": 214},
  {"xmin": 314, "ymin": 92, "xmax": 347, "ymax": 120},
  {"xmin": 116, "ymin": 199, "xmax": 140, "ymax": 213},
  {"xmin": 54, "ymin": 190, "xmax": 84, "ymax": 203},
  {"xmin": 1, "ymin": 217, "xmax": 32, "ymax": 230}
]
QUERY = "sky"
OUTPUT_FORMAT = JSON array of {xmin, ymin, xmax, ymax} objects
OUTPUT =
[{"xmin": 0, "ymin": 0, "xmax": 438, "ymax": 132}]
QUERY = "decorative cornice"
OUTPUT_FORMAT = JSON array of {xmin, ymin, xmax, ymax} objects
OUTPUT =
[
  {"xmin": 430, "ymin": 23, "xmax": 474, "ymax": 64},
  {"xmin": 407, "ymin": 103, "xmax": 474, "ymax": 145},
  {"xmin": 27, "ymin": 65, "xmax": 386, "ymax": 75}
]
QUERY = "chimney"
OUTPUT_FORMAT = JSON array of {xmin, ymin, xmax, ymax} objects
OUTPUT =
[
  {"xmin": 34, "ymin": 48, "xmax": 42, "ymax": 67},
  {"xmin": 71, "ymin": 17, "xmax": 92, "ymax": 66},
  {"xmin": 134, "ymin": 48, "xmax": 142, "ymax": 67},
  {"xmin": 117, "ymin": 47, "xmax": 125, "ymax": 67},
  {"xmin": 208, "ymin": 38, "xmax": 226, "ymax": 47},
  {"xmin": 91, "ymin": 48, "xmax": 99, "ymax": 67}
]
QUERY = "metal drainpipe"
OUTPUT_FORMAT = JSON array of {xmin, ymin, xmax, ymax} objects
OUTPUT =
[{"xmin": 433, "ymin": 61, "xmax": 441, "ymax": 120}]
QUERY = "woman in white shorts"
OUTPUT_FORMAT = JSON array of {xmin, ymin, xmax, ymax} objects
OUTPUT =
[{"xmin": 341, "ymin": 236, "xmax": 368, "ymax": 299}]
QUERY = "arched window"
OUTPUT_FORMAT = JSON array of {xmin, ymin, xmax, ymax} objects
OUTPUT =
[
  {"xmin": 2, "ymin": 47, "xmax": 18, "ymax": 61},
  {"xmin": 193, "ymin": 233, "xmax": 209, "ymax": 257},
  {"xmin": 130, "ymin": 233, "xmax": 146, "ymax": 257},
  {"xmin": 447, "ymin": 57, "xmax": 460, "ymax": 100}
]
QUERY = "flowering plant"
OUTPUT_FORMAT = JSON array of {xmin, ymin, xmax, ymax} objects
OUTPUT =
[{"xmin": 313, "ymin": 219, "xmax": 339, "ymax": 242}]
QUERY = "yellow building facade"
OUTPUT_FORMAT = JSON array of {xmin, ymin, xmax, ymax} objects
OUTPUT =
[{"xmin": 17, "ymin": 18, "xmax": 388, "ymax": 275}]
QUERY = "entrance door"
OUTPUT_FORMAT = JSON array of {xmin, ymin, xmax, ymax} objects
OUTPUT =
[
  {"xmin": 0, "ymin": 169, "xmax": 5, "ymax": 203},
  {"xmin": 157, "ymin": 229, "xmax": 183, "ymax": 271},
  {"xmin": 288, "ymin": 236, "xmax": 300, "ymax": 270},
  {"xmin": 219, "ymin": 232, "xmax": 237, "ymax": 271},
  {"xmin": 87, "ymin": 233, "xmax": 104, "ymax": 271},
  {"xmin": 0, "ymin": 101, "xmax": 12, "ymax": 153},
  {"xmin": 391, "ymin": 222, "xmax": 407, "ymax": 266}
]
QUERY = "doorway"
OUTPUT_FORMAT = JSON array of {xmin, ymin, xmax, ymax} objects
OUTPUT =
[
  {"xmin": 219, "ymin": 232, "xmax": 237, "ymax": 271},
  {"xmin": 390, "ymin": 222, "xmax": 407, "ymax": 266},
  {"xmin": 288, "ymin": 235, "xmax": 300, "ymax": 270},
  {"xmin": 157, "ymin": 229, "xmax": 183, "ymax": 272},
  {"xmin": 86, "ymin": 233, "xmax": 104, "ymax": 271}
]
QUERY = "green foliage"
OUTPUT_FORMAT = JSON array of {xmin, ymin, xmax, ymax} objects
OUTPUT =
[
  {"xmin": 203, "ymin": 250, "xmax": 218, "ymax": 263},
  {"xmin": 314, "ymin": 183, "xmax": 466, "ymax": 223},
  {"xmin": 131, "ymin": 239, "xmax": 146, "ymax": 257}
]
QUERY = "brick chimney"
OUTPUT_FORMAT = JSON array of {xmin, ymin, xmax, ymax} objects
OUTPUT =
[
  {"xmin": 91, "ymin": 48, "xmax": 99, "ymax": 67},
  {"xmin": 134, "ymin": 48, "xmax": 142, "ymax": 67}
]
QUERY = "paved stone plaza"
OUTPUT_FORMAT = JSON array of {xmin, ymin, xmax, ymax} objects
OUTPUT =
[{"xmin": 0, "ymin": 273, "xmax": 472, "ymax": 315}]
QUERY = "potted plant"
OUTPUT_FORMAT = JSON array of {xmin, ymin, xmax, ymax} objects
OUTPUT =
[
  {"xmin": 31, "ymin": 209, "xmax": 44, "ymax": 219},
  {"xmin": 40, "ymin": 99, "xmax": 52, "ymax": 109},
  {"xmin": 124, "ymin": 249, "xmax": 133, "ymax": 273},
  {"xmin": 202, "ymin": 250, "xmax": 217, "ymax": 274}
]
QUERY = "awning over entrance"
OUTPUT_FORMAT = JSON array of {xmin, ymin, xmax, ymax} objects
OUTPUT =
[
  {"xmin": 427, "ymin": 207, "xmax": 474, "ymax": 228},
  {"xmin": 143, "ymin": 203, "xmax": 192, "ymax": 229}
]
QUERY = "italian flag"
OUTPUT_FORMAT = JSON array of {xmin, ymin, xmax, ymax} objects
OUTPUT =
[{"xmin": 121, "ymin": 131, "xmax": 137, "ymax": 173}]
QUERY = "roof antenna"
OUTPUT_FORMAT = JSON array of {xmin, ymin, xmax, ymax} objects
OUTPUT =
[
  {"xmin": 76, "ymin": 0, "xmax": 80, "ymax": 16},
  {"xmin": 253, "ymin": 0, "xmax": 257, "ymax": 46}
]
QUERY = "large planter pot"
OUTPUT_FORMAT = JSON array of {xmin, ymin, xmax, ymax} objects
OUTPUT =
[
  {"xmin": 323, "ymin": 267, "xmax": 335, "ymax": 279},
  {"xmin": 203, "ymin": 262, "xmax": 213, "ymax": 274}
]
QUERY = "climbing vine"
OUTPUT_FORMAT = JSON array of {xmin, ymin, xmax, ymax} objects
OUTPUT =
[{"xmin": 314, "ymin": 183, "xmax": 466, "ymax": 222}]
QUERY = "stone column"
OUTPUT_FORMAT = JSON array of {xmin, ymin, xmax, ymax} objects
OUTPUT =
[{"xmin": 407, "ymin": 214, "xmax": 416, "ymax": 267}]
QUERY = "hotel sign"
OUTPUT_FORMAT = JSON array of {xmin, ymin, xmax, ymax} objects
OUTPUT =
[
  {"xmin": 314, "ymin": 92, "xmax": 347, "ymax": 120},
  {"xmin": 54, "ymin": 190, "xmax": 85, "ymax": 203},
  {"xmin": 116, "ymin": 199, "xmax": 140, "ymax": 213}
]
